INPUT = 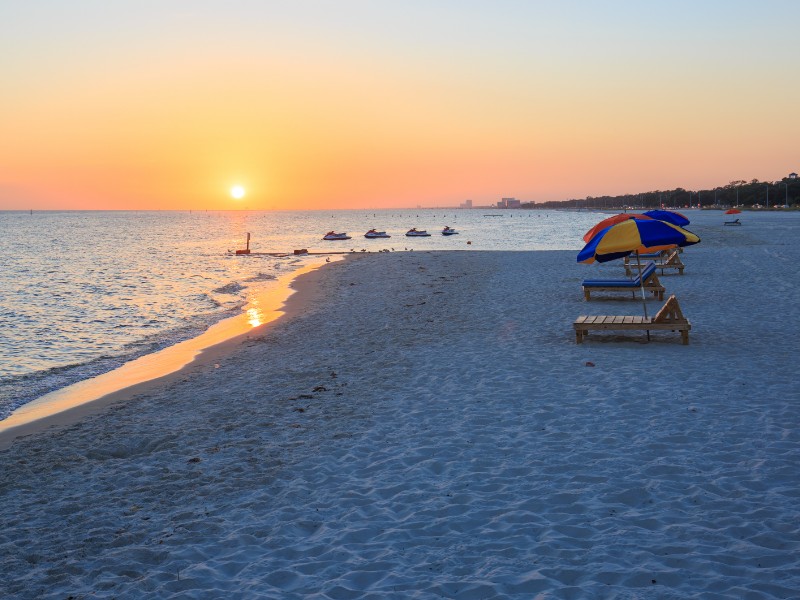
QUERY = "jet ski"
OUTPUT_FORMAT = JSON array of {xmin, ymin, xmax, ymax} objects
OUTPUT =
[
  {"xmin": 323, "ymin": 231, "xmax": 352, "ymax": 241},
  {"xmin": 405, "ymin": 228, "xmax": 431, "ymax": 237},
  {"xmin": 441, "ymin": 226, "xmax": 459, "ymax": 236},
  {"xmin": 365, "ymin": 229, "xmax": 391, "ymax": 238}
]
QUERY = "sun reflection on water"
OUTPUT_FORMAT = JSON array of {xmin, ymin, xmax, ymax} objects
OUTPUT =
[{"xmin": 246, "ymin": 305, "xmax": 262, "ymax": 327}]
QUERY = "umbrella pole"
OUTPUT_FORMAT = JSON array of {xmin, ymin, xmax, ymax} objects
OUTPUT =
[{"xmin": 636, "ymin": 251, "xmax": 651, "ymax": 340}]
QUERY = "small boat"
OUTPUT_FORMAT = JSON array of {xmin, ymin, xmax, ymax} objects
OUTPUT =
[
  {"xmin": 365, "ymin": 229, "xmax": 391, "ymax": 239},
  {"xmin": 406, "ymin": 228, "xmax": 431, "ymax": 237},
  {"xmin": 323, "ymin": 231, "xmax": 351, "ymax": 241},
  {"xmin": 441, "ymin": 226, "xmax": 459, "ymax": 236}
]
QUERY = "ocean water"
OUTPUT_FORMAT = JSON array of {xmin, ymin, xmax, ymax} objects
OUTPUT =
[{"xmin": 0, "ymin": 207, "xmax": 630, "ymax": 418}]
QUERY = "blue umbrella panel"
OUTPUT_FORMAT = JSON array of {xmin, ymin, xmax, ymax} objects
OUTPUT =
[{"xmin": 642, "ymin": 209, "xmax": 690, "ymax": 227}]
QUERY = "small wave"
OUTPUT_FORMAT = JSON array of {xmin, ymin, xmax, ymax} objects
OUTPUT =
[
  {"xmin": 196, "ymin": 293, "xmax": 224, "ymax": 309},
  {"xmin": 213, "ymin": 282, "xmax": 245, "ymax": 295},
  {"xmin": 243, "ymin": 272, "xmax": 277, "ymax": 282},
  {"xmin": 5, "ymin": 360, "xmax": 90, "ymax": 383}
]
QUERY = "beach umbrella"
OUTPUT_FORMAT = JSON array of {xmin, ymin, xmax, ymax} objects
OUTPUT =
[
  {"xmin": 582, "ymin": 213, "xmax": 653, "ymax": 242},
  {"xmin": 725, "ymin": 208, "xmax": 742, "ymax": 215},
  {"xmin": 578, "ymin": 218, "xmax": 701, "ymax": 323},
  {"xmin": 643, "ymin": 209, "xmax": 690, "ymax": 227},
  {"xmin": 578, "ymin": 219, "xmax": 700, "ymax": 265}
]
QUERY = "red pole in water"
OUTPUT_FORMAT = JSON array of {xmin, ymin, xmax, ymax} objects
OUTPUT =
[{"xmin": 236, "ymin": 233, "xmax": 251, "ymax": 254}]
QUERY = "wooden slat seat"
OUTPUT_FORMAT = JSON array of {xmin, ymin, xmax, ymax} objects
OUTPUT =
[{"xmin": 573, "ymin": 295, "xmax": 691, "ymax": 344}]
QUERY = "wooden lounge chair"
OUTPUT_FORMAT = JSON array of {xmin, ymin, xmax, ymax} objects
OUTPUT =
[
  {"xmin": 573, "ymin": 294, "xmax": 691, "ymax": 344},
  {"xmin": 625, "ymin": 248, "xmax": 684, "ymax": 276},
  {"xmin": 582, "ymin": 261, "xmax": 665, "ymax": 301},
  {"xmin": 624, "ymin": 247, "xmax": 683, "ymax": 261}
]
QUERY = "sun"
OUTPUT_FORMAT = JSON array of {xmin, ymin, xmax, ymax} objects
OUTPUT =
[{"xmin": 230, "ymin": 185, "xmax": 246, "ymax": 199}]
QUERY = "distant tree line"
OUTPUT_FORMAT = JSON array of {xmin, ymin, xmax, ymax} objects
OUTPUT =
[{"xmin": 530, "ymin": 176, "xmax": 800, "ymax": 210}]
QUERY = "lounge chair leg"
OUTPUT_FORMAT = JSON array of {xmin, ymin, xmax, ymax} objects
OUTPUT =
[
  {"xmin": 681, "ymin": 331, "xmax": 689, "ymax": 345},
  {"xmin": 576, "ymin": 330, "xmax": 584, "ymax": 344}
]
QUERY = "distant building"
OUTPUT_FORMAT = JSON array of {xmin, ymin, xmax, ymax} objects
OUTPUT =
[
  {"xmin": 789, "ymin": 172, "xmax": 798, "ymax": 179},
  {"xmin": 499, "ymin": 197, "xmax": 521, "ymax": 209},
  {"xmin": 460, "ymin": 199, "xmax": 473, "ymax": 209}
]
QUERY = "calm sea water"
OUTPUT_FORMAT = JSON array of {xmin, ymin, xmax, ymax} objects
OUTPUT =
[{"xmin": 0, "ymin": 208, "xmax": 607, "ymax": 418}]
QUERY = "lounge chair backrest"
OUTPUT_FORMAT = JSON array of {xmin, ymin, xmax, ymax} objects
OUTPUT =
[
  {"xmin": 632, "ymin": 261, "xmax": 656, "ymax": 285},
  {"xmin": 653, "ymin": 295, "xmax": 685, "ymax": 323},
  {"xmin": 663, "ymin": 249, "xmax": 682, "ymax": 265}
]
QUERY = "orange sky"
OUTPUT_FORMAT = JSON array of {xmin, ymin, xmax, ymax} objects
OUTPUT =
[{"xmin": 2, "ymin": 2, "xmax": 799, "ymax": 210}]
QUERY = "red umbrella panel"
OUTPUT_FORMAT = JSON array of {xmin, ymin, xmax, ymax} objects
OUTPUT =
[
  {"xmin": 582, "ymin": 213, "xmax": 653, "ymax": 242},
  {"xmin": 725, "ymin": 208, "xmax": 742, "ymax": 214}
]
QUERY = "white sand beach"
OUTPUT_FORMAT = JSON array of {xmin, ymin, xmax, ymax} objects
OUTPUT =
[{"xmin": 2, "ymin": 216, "xmax": 799, "ymax": 598}]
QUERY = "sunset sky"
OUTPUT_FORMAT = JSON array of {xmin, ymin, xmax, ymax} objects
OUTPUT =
[{"xmin": 2, "ymin": 1, "xmax": 799, "ymax": 210}]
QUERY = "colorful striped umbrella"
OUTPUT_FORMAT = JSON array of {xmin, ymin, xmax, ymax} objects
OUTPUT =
[
  {"xmin": 578, "ymin": 218, "xmax": 700, "ymax": 264},
  {"xmin": 582, "ymin": 213, "xmax": 653, "ymax": 242},
  {"xmin": 643, "ymin": 209, "xmax": 690, "ymax": 227}
]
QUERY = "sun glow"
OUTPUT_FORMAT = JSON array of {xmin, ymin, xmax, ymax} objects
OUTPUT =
[{"xmin": 230, "ymin": 185, "xmax": 246, "ymax": 199}]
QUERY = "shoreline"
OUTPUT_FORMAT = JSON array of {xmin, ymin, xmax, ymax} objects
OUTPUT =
[{"xmin": 0, "ymin": 255, "xmax": 350, "ymax": 449}]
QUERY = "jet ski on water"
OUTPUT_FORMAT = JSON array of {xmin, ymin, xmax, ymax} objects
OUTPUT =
[
  {"xmin": 365, "ymin": 229, "xmax": 391, "ymax": 238},
  {"xmin": 323, "ymin": 231, "xmax": 352, "ymax": 241},
  {"xmin": 441, "ymin": 226, "xmax": 459, "ymax": 236},
  {"xmin": 406, "ymin": 228, "xmax": 431, "ymax": 237}
]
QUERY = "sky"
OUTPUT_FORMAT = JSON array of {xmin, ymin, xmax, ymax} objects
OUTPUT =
[{"xmin": 2, "ymin": 1, "xmax": 799, "ymax": 210}]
